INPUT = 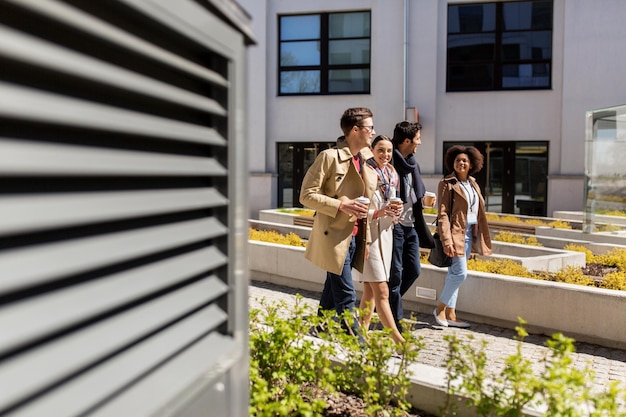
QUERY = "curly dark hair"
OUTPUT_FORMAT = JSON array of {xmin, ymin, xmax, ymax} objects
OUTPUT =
[{"xmin": 444, "ymin": 145, "xmax": 484, "ymax": 174}]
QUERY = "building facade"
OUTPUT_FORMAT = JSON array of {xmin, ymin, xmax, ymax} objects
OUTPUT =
[{"xmin": 241, "ymin": 0, "xmax": 626, "ymax": 219}]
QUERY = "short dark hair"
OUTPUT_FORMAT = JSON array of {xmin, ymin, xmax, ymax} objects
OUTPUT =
[
  {"xmin": 444, "ymin": 145, "xmax": 484, "ymax": 174},
  {"xmin": 340, "ymin": 107, "xmax": 373, "ymax": 135},
  {"xmin": 392, "ymin": 121, "xmax": 422, "ymax": 148}
]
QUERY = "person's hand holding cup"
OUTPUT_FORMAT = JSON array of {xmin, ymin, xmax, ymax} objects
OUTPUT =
[
  {"xmin": 388, "ymin": 197, "xmax": 403, "ymax": 219},
  {"xmin": 355, "ymin": 196, "xmax": 370, "ymax": 219},
  {"xmin": 422, "ymin": 191, "xmax": 436, "ymax": 208}
]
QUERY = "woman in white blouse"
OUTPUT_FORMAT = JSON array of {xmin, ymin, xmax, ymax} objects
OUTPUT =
[
  {"xmin": 433, "ymin": 145, "xmax": 492, "ymax": 328},
  {"xmin": 354, "ymin": 135, "xmax": 404, "ymax": 343}
]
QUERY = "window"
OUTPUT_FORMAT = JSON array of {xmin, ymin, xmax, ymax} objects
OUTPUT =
[
  {"xmin": 279, "ymin": 11, "xmax": 371, "ymax": 95},
  {"xmin": 447, "ymin": 1, "xmax": 552, "ymax": 91}
]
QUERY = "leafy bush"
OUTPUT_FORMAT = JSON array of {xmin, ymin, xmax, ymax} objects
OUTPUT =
[
  {"xmin": 550, "ymin": 266, "xmax": 595, "ymax": 286},
  {"xmin": 493, "ymin": 231, "xmax": 543, "ymax": 246},
  {"xmin": 596, "ymin": 208, "xmax": 626, "ymax": 217},
  {"xmin": 249, "ymin": 297, "xmax": 337, "ymax": 416},
  {"xmin": 467, "ymin": 258, "xmax": 536, "ymax": 278},
  {"xmin": 441, "ymin": 319, "xmax": 626, "ymax": 417},
  {"xmin": 249, "ymin": 228, "xmax": 306, "ymax": 247},
  {"xmin": 251, "ymin": 302, "xmax": 626, "ymax": 416},
  {"xmin": 249, "ymin": 297, "xmax": 423, "ymax": 416},
  {"xmin": 277, "ymin": 207, "xmax": 316, "ymax": 216},
  {"xmin": 546, "ymin": 219, "xmax": 572, "ymax": 229},
  {"xmin": 484, "ymin": 213, "xmax": 573, "ymax": 229}
]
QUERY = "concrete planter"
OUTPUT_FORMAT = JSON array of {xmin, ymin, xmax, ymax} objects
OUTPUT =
[{"xmin": 249, "ymin": 240, "xmax": 626, "ymax": 350}]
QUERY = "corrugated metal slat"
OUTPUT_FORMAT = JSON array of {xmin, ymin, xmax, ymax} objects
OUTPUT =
[
  {"xmin": 4, "ymin": 0, "xmax": 229, "ymax": 88},
  {"xmin": 0, "ymin": 217, "xmax": 228, "ymax": 293},
  {"xmin": 0, "ymin": 26, "xmax": 227, "ymax": 116},
  {"xmin": 0, "ymin": 277, "xmax": 229, "ymax": 412},
  {"xmin": 0, "ymin": 0, "xmax": 251, "ymax": 414},
  {"xmin": 89, "ymin": 334, "xmax": 237, "ymax": 417},
  {"xmin": 0, "ymin": 83, "xmax": 226, "ymax": 146},
  {"xmin": 0, "ymin": 188, "xmax": 228, "ymax": 236},
  {"xmin": 5, "ymin": 305, "xmax": 228, "ymax": 417},
  {"xmin": 0, "ymin": 138, "xmax": 227, "ymax": 176},
  {"xmin": 0, "ymin": 248, "xmax": 227, "ymax": 354}
]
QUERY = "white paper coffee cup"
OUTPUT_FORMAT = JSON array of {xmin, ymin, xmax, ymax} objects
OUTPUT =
[
  {"xmin": 356, "ymin": 196, "xmax": 370, "ymax": 205},
  {"xmin": 423, "ymin": 191, "xmax": 436, "ymax": 208}
]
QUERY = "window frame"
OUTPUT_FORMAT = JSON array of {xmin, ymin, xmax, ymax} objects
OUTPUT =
[
  {"xmin": 278, "ymin": 11, "xmax": 371, "ymax": 96},
  {"xmin": 446, "ymin": 0, "xmax": 553, "ymax": 92}
]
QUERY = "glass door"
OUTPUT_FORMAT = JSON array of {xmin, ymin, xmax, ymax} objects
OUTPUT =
[
  {"xmin": 443, "ymin": 141, "xmax": 548, "ymax": 215},
  {"xmin": 277, "ymin": 142, "xmax": 335, "ymax": 207}
]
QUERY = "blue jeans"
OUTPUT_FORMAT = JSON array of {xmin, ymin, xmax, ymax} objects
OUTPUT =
[
  {"xmin": 319, "ymin": 235, "xmax": 357, "ymax": 315},
  {"xmin": 439, "ymin": 224, "xmax": 473, "ymax": 308},
  {"xmin": 389, "ymin": 224, "xmax": 421, "ymax": 326}
]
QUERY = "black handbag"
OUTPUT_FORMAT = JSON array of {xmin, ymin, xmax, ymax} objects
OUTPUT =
[
  {"xmin": 428, "ymin": 232, "xmax": 452, "ymax": 267},
  {"xmin": 428, "ymin": 182, "xmax": 453, "ymax": 267},
  {"xmin": 414, "ymin": 202, "xmax": 435, "ymax": 249}
]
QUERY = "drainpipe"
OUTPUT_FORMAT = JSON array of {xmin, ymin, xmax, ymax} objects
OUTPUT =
[{"xmin": 403, "ymin": 0, "xmax": 409, "ymax": 117}]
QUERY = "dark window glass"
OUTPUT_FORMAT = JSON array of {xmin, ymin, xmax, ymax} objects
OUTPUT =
[
  {"xmin": 447, "ymin": 1, "xmax": 552, "ymax": 92},
  {"xmin": 279, "ymin": 11, "xmax": 371, "ymax": 95},
  {"xmin": 448, "ymin": 4, "xmax": 496, "ymax": 33},
  {"xmin": 280, "ymin": 71, "xmax": 320, "ymax": 94},
  {"xmin": 280, "ymin": 41, "xmax": 320, "ymax": 66},
  {"xmin": 448, "ymin": 34, "xmax": 495, "ymax": 61},
  {"xmin": 329, "ymin": 69, "xmax": 370, "ymax": 93}
]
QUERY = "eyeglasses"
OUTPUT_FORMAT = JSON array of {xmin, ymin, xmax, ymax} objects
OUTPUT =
[{"xmin": 357, "ymin": 125, "xmax": 374, "ymax": 132}]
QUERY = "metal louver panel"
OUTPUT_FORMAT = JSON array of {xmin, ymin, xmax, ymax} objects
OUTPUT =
[{"xmin": 0, "ymin": 0, "xmax": 252, "ymax": 416}]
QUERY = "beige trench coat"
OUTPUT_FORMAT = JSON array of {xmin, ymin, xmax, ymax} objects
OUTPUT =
[
  {"xmin": 436, "ymin": 174, "xmax": 492, "ymax": 257},
  {"xmin": 300, "ymin": 140, "xmax": 377, "ymax": 275}
]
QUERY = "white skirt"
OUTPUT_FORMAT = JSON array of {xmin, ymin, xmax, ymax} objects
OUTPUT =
[{"xmin": 353, "ymin": 216, "xmax": 395, "ymax": 283}]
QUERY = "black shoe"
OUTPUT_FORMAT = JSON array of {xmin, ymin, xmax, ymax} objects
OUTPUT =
[
  {"xmin": 308, "ymin": 324, "xmax": 326, "ymax": 337},
  {"xmin": 369, "ymin": 321, "xmax": 384, "ymax": 331}
]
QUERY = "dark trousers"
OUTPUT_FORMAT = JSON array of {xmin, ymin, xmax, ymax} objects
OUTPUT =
[
  {"xmin": 318, "ymin": 236, "xmax": 362, "ymax": 339},
  {"xmin": 388, "ymin": 223, "xmax": 421, "ymax": 328},
  {"xmin": 319, "ymin": 236, "xmax": 357, "ymax": 314}
]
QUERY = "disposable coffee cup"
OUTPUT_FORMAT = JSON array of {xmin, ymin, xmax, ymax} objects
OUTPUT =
[
  {"xmin": 423, "ymin": 191, "xmax": 436, "ymax": 208},
  {"xmin": 388, "ymin": 197, "xmax": 403, "ymax": 219},
  {"xmin": 355, "ymin": 196, "xmax": 370, "ymax": 219}
]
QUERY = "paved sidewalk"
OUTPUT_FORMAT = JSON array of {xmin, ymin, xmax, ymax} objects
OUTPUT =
[{"xmin": 249, "ymin": 280, "xmax": 626, "ymax": 394}]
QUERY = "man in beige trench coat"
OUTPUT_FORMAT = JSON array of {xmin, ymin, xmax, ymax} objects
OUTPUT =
[{"xmin": 300, "ymin": 107, "xmax": 378, "ymax": 335}]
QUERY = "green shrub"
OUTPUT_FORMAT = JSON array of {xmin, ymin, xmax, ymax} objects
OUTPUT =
[
  {"xmin": 249, "ymin": 228, "xmax": 306, "ymax": 247},
  {"xmin": 441, "ymin": 319, "xmax": 626, "ymax": 417},
  {"xmin": 564, "ymin": 244, "xmax": 594, "ymax": 263},
  {"xmin": 596, "ymin": 208, "xmax": 626, "ymax": 217},
  {"xmin": 493, "ymin": 231, "xmax": 543, "ymax": 246},
  {"xmin": 277, "ymin": 207, "xmax": 315, "ymax": 216},
  {"xmin": 551, "ymin": 266, "xmax": 595, "ymax": 286},
  {"xmin": 251, "ymin": 300, "xmax": 626, "ymax": 416},
  {"xmin": 249, "ymin": 297, "xmax": 423, "ymax": 416},
  {"xmin": 249, "ymin": 297, "xmax": 336, "ymax": 416},
  {"xmin": 546, "ymin": 219, "xmax": 573, "ymax": 229},
  {"xmin": 467, "ymin": 258, "xmax": 536, "ymax": 278},
  {"xmin": 601, "ymin": 270, "xmax": 626, "ymax": 290}
]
